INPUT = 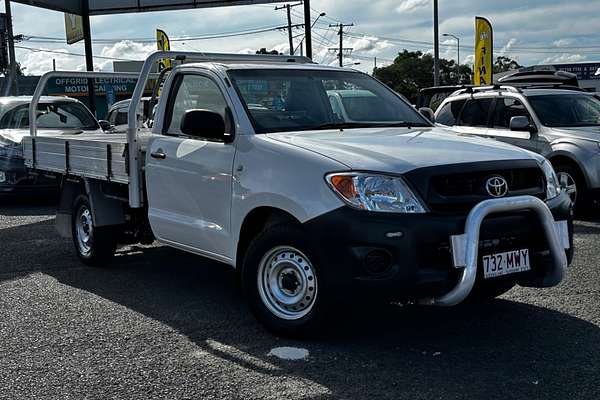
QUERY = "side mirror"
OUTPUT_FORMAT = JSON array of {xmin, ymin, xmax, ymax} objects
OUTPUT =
[
  {"xmin": 510, "ymin": 116, "xmax": 536, "ymax": 134},
  {"xmin": 98, "ymin": 120, "xmax": 112, "ymax": 131},
  {"xmin": 419, "ymin": 107, "xmax": 435, "ymax": 123},
  {"xmin": 180, "ymin": 109, "xmax": 228, "ymax": 142}
]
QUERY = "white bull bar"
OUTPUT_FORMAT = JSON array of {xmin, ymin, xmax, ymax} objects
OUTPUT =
[{"xmin": 421, "ymin": 195, "xmax": 569, "ymax": 307}]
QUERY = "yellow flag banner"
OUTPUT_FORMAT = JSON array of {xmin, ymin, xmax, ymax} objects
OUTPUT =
[
  {"xmin": 156, "ymin": 29, "xmax": 172, "ymax": 72},
  {"xmin": 474, "ymin": 16, "xmax": 493, "ymax": 86}
]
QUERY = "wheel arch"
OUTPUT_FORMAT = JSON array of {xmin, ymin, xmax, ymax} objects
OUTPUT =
[
  {"xmin": 548, "ymin": 152, "xmax": 589, "ymax": 188},
  {"xmin": 235, "ymin": 206, "xmax": 302, "ymax": 270}
]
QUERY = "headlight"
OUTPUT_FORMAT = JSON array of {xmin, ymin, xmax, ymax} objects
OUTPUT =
[
  {"xmin": 326, "ymin": 173, "xmax": 427, "ymax": 213},
  {"xmin": 541, "ymin": 160, "xmax": 560, "ymax": 200}
]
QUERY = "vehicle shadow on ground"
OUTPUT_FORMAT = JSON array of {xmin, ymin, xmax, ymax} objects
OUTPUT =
[
  {"xmin": 40, "ymin": 244, "xmax": 600, "ymax": 400},
  {"xmin": 0, "ymin": 196, "xmax": 57, "ymax": 216},
  {"xmin": 2, "ymin": 218, "xmax": 599, "ymax": 399}
]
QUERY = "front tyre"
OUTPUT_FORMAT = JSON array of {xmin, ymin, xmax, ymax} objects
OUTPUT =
[
  {"xmin": 72, "ymin": 195, "xmax": 117, "ymax": 266},
  {"xmin": 242, "ymin": 225, "xmax": 327, "ymax": 337}
]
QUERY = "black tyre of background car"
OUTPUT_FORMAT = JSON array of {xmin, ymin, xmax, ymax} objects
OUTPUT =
[
  {"xmin": 554, "ymin": 163, "xmax": 587, "ymax": 214},
  {"xmin": 241, "ymin": 224, "xmax": 332, "ymax": 337},
  {"xmin": 71, "ymin": 194, "xmax": 117, "ymax": 266}
]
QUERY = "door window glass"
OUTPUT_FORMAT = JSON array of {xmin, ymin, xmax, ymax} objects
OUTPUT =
[
  {"xmin": 436, "ymin": 100, "xmax": 465, "ymax": 126},
  {"xmin": 458, "ymin": 99, "xmax": 493, "ymax": 127},
  {"xmin": 167, "ymin": 74, "xmax": 231, "ymax": 135},
  {"xmin": 492, "ymin": 98, "xmax": 531, "ymax": 128}
]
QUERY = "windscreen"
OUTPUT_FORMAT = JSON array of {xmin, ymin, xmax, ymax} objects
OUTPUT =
[
  {"xmin": 0, "ymin": 102, "xmax": 99, "ymax": 130},
  {"xmin": 227, "ymin": 69, "xmax": 430, "ymax": 134},
  {"xmin": 528, "ymin": 94, "xmax": 600, "ymax": 127}
]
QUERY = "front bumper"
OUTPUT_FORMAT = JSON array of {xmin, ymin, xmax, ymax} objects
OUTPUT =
[{"xmin": 303, "ymin": 192, "xmax": 573, "ymax": 303}]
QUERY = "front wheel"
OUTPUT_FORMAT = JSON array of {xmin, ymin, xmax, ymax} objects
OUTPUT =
[
  {"xmin": 72, "ymin": 195, "xmax": 117, "ymax": 266},
  {"xmin": 242, "ymin": 224, "xmax": 329, "ymax": 337}
]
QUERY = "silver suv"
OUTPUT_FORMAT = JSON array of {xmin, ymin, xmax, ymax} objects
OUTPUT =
[{"xmin": 435, "ymin": 86, "xmax": 600, "ymax": 211}]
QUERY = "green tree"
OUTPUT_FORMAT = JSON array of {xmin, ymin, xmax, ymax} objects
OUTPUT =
[
  {"xmin": 493, "ymin": 56, "xmax": 521, "ymax": 74},
  {"xmin": 373, "ymin": 50, "xmax": 472, "ymax": 103},
  {"xmin": 256, "ymin": 48, "xmax": 281, "ymax": 55}
]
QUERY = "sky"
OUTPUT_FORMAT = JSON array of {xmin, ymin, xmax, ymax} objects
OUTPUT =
[{"xmin": 4, "ymin": 0, "xmax": 600, "ymax": 76}]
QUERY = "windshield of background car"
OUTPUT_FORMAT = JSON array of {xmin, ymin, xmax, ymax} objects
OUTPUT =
[
  {"xmin": 528, "ymin": 94, "xmax": 600, "ymax": 127},
  {"xmin": 227, "ymin": 69, "xmax": 430, "ymax": 134},
  {"xmin": 0, "ymin": 102, "xmax": 99, "ymax": 130}
]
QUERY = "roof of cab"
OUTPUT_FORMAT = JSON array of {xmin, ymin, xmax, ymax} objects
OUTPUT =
[
  {"xmin": 0, "ymin": 95, "xmax": 81, "ymax": 105},
  {"xmin": 178, "ymin": 62, "xmax": 357, "ymax": 73}
]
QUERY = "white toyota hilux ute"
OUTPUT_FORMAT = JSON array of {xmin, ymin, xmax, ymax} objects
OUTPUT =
[{"xmin": 22, "ymin": 52, "xmax": 573, "ymax": 336}]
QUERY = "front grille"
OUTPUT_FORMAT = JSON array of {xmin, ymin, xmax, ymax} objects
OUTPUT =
[{"xmin": 405, "ymin": 160, "xmax": 546, "ymax": 214}]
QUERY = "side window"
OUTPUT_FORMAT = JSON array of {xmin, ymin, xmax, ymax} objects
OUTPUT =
[
  {"xmin": 107, "ymin": 110, "xmax": 116, "ymax": 124},
  {"xmin": 491, "ymin": 98, "xmax": 531, "ymax": 129},
  {"xmin": 436, "ymin": 100, "xmax": 465, "ymax": 126},
  {"xmin": 114, "ymin": 110, "xmax": 128, "ymax": 126},
  {"xmin": 458, "ymin": 98, "xmax": 493, "ymax": 127},
  {"xmin": 166, "ymin": 74, "xmax": 231, "ymax": 135}
]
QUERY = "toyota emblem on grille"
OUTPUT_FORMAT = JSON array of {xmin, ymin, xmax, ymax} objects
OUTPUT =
[{"xmin": 485, "ymin": 176, "xmax": 509, "ymax": 198}]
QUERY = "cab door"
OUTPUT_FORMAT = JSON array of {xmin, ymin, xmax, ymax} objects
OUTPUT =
[{"xmin": 145, "ymin": 72, "xmax": 236, "ymax": 262}]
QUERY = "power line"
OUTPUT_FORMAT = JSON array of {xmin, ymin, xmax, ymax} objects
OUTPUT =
[{"xmin": 15, "ymin": 45, "xmax": 138, "ymax": 61}]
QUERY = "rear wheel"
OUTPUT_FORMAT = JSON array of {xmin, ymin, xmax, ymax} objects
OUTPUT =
[
  {"xmin": 72, "ymin": 195, "xmax": 117, "ymax": 266},
  {"xmin": 242, "ymin": 224, "xmax": 330, "ymax": 337}
]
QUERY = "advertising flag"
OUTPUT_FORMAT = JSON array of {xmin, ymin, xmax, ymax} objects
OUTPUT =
[
  {"xmin": 156, "ymin": 29, "xmax": 172, "ymax": 72},
  {"xmin": 474, "ymin": 16, "xmax": 493, "ymax": 86}
]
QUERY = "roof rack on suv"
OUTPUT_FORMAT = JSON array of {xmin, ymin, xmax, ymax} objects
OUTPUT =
[
  {"xmin": 452, "ymin": 85, "xmax": 522, "ymax": 96},
  {"xmin": 497, "ymin": 69, "xmax": 579, "ymax": 87}
]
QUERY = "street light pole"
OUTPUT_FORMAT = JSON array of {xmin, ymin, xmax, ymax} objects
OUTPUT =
[
  {"xmin": 433, "ymin": 0, "xmax": 440, "ymax": 86},
  {"xmin": 443, "ymin": 33, "xmax": 460, "ymax": 83},
  {"xmin": 3, "ymin": 0, "xmax": 17, "ymax": 96},
  {"xmin": 294, "ymin": 12, "xmax": 326, "ymax": 55}
]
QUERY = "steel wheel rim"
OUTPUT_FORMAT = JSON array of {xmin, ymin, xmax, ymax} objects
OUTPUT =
[
  {"xmin": 257, "ymin": 246, "xmax": 318, "ymax": 321},
  {"xmin": 558, "ymin": 172, "xmax": 577, "ymax": 205},
  {"xmin": 76, "ymin": 206, "xmax": 93, "ymax": 256}
]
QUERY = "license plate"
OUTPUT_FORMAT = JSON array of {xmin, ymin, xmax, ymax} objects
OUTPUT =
[{"xmin": 482, "ymin": 249, "xmax": 530, "ymax": 279}]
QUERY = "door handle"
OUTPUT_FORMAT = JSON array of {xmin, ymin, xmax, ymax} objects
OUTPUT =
[{"xmin": 150, "ymin": 150, "xmax": 166, "ymax": 160}]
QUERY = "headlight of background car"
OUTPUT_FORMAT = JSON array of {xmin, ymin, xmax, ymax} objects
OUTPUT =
[
  {"xmin": 541, "ymin": 160, "xmax": 560, "ymax": 200},
  {"xmin": 326, "ymin": 173, "xmax": 427, "ymax": 213}
]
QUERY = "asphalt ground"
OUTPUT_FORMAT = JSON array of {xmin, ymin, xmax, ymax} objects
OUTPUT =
[{"xmin": 0, "ymin": 198, "xmax": 599, "ymax": 400}]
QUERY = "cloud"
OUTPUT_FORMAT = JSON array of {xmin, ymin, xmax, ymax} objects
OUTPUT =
[
  {"xmin": 499, "ymin": 38, "xmax": 518, "ymax": 55},
  {"xmin": 396, "ymin": 0, "xmax": 430, "ymax": 14},
  {"xmin": 542, "ymin": 53, "xmax": 587, "ymax": 64},
  {"xmin": 95, "ymin": 40, "xmax": 156, "ymax": 71},
  {"xmin": 553, "ymin": 38, "xmax": 574, "ymax": 47},
  {"xmin": 350, "ymin": 36, "xmax": 394, "ymax": 53},
  {"xmin": 17, "ymin": 48, "xmax": 85, "ymax": 76}
]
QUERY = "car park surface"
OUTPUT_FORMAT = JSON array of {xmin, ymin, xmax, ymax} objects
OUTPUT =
[{"xmin": 0, "ymin": 198, "xmax": 598, "ymax": 400}]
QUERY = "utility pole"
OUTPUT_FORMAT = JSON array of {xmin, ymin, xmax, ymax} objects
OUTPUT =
[
  {"xmin": 81, "ymin": 0, "xmax": 97, "ymax": 116},
  {"xmin": 3, "ymin": 0, "xmax": 17, "ymax": 96},
  {"xmin": 303, "ymin": 0, "xmax": 312, "ymax": 59},
  {"xmin": 329, "ymin": 23, "xmax": 354, "ymax": 67},
  {"xmin": 276, "ymin": 2, "xmax": 303, "ymax": 56},
  {"xmin": 433, "ymin": 0, "xmax": 440, "ymax": 86}
]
